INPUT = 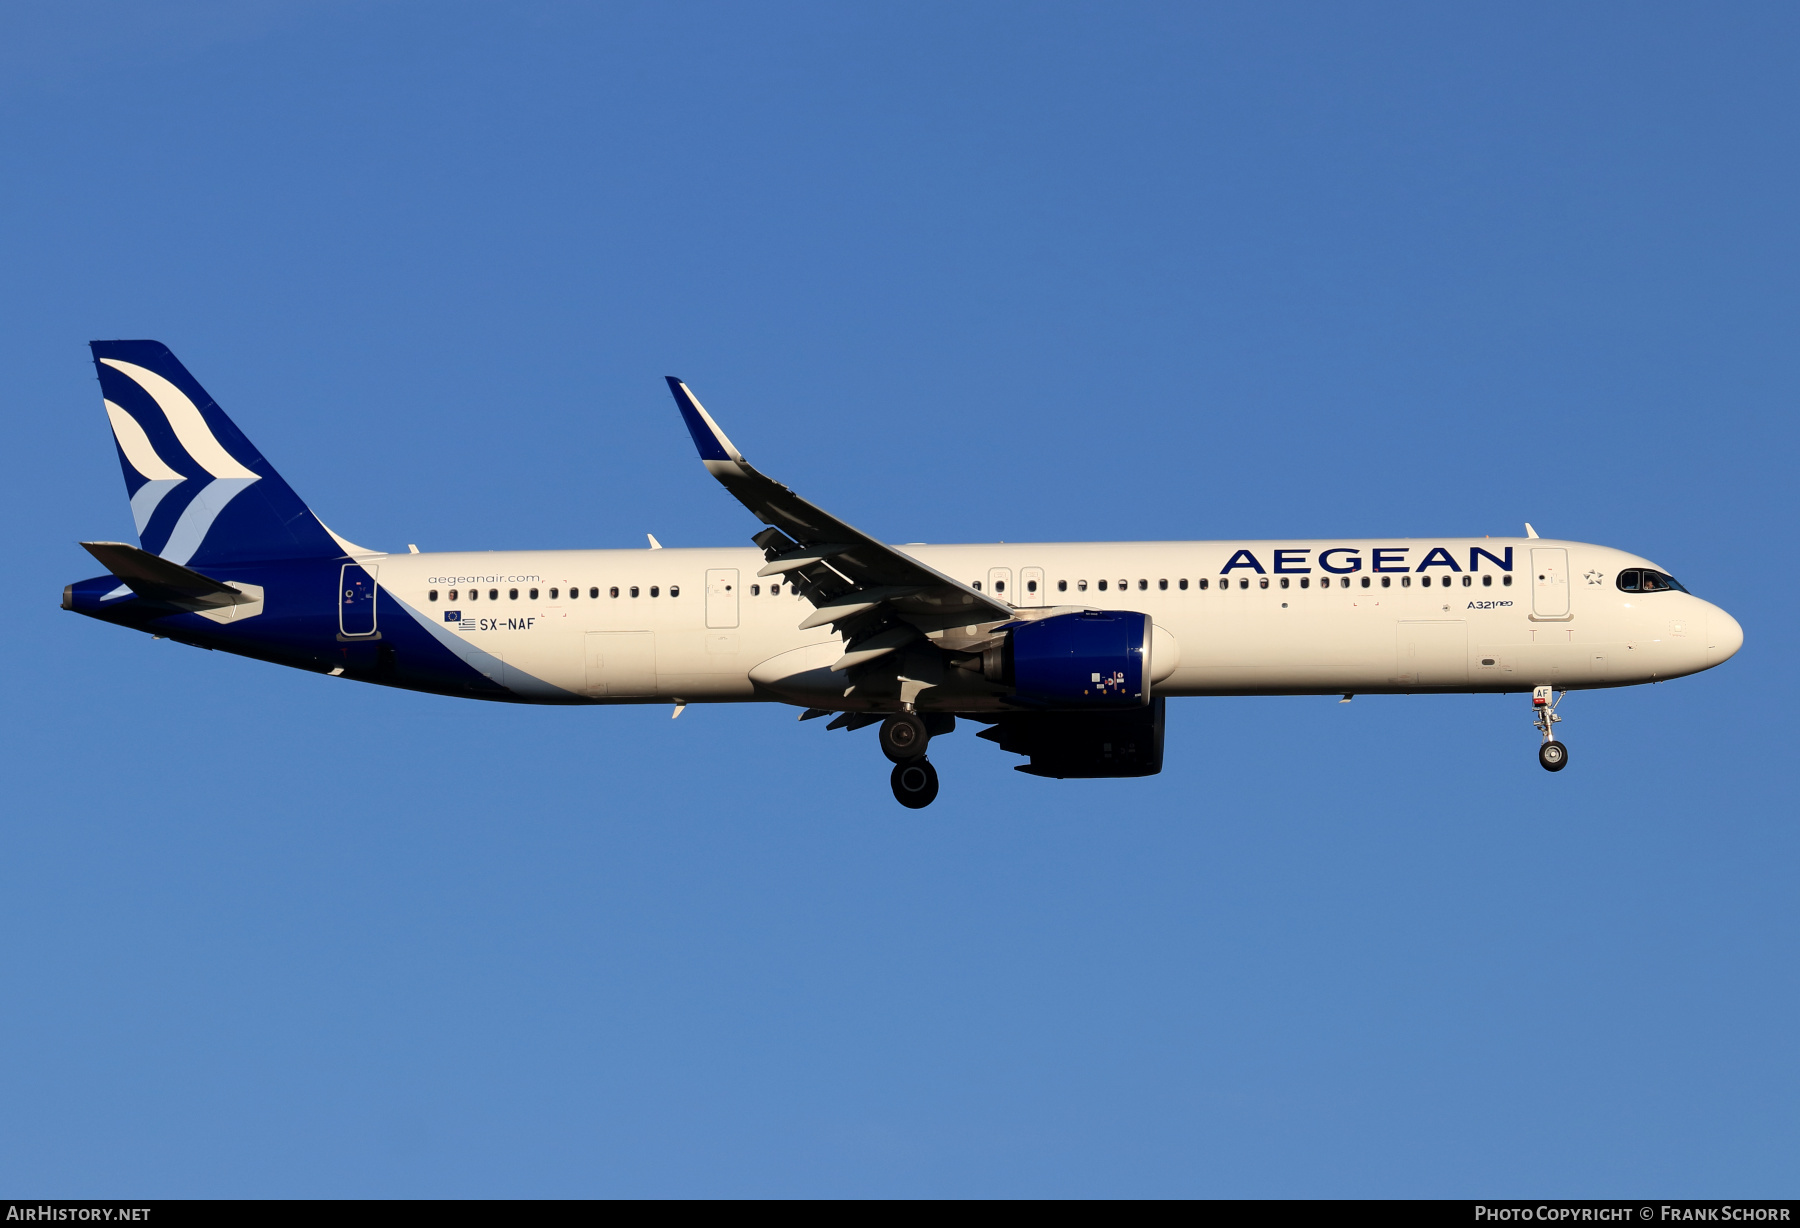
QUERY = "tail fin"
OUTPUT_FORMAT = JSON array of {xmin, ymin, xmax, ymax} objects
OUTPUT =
[{"xmin": 90, "ymin": 340, "xmax": 350, "ymax": 567}]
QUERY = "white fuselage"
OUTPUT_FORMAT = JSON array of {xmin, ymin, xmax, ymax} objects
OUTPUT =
[{"xmin": 367, "ymin": 536, "xmax": 1742, "ymax": 707}]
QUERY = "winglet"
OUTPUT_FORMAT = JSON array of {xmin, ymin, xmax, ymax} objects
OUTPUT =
[
  {"xmin": 1525, "ymin": 523, "xmax": 1540, "ymax": 539},
  {"xmin": 665, "ymin": 377, "xmax": 745, "ymax": 464}
]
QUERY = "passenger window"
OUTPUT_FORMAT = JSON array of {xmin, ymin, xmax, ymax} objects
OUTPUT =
[
  {"xmin": 1482, "ymin": 575, "xmax": 1492, "ymax": 587},
  {"xmin": 468, "ymin": 589, "xmax": 478, "ymax": 601},
  {"xmin": 630, "ymin": 586, "xmax": 639, "ymax": 598},
  {"xmin": 1401, "ymin": 575, "xmax": 1411, "ymax": 588},
  {"xmin": 1027, "ymin": 580, "xmax": 1037, "ymax": 593},
  {"xmin": 1119, "ymin": 580, "xmax": 1128, "ymax": 591},
  {"xmin": 670, "ymin": 585, "xmax": 679, "ymax": 597},
  {"xmin": 1502, "ymin": 575, "xmax": 1512, "ymax": 587},
  {"xmin": 489, "ymin": 589, "xmax": 499, "ymax": 600},
  {"xmin": 1380, "ymin": 576, "xmax": 1390, "ymax": 588},
  {"xmin": 751, "ymin": 584, "xmax": 760, "ymax": 596},
  {"xmin": 1057, "ymin": 580, "xmax": 1068, "ymax": 592},
  {"xmin": 1077, "ymin": 580, "xmax": 1088, "ymax": 592},
  {"xmin": 995, "ymin": 580, "xmax": 1006, "ymax": 592},
  {"xmin": 590, "ymin": 587, "xmax": 600, "ymax": 598},
  {"xmin": 973, "ymin": 581, "xmax": 982, "ymax": 591},
  {"xmin": 650, "ymin": 586, "xmax": 660, "ymax": 597},
  {"xmin": 1461, "ymin": 575, "xmax": 1471, "ymax": 587},
  {"xmin": 1339, "ymin": 577, "xmax": 1349, "ymax": 589},
  {"xmin": 548, "ymin": 588, "xmax": 558, "ymax": 600},
  {"xmin": 1259, "ymin": 577, "xmax": 1269, "ymax": 589},
  {"xmin": 448, "ymin": 589, "xmax": 458, "ymax": 601},
  {"xmin": 1300, "ymin": 577, "xmax": 1310, "ymax": 589},
  {"xmin": 509, "ymin": 588, "xmax": 519, "ymax": 600},
  {"xmin": 1360, "ymin": 576, "xmax": 1370, "ymax": 588},
  {"xmin": 530, "ymin": 588, "xmax": 540, "ymax": 600},
  {"xmin": 1178, "ymin": 579, "xmax": 1188, "ymax": 590},
  {"xmin": 1242, "ymin": 578, "xmax": 1251, "ymax": 590},
  {"xmin": 1198, "ymin": 578, "xmax": 1208, "ymax": 590},
  {"xmin": 1158, "ymin": 579, "xmax": 1167, "ymax": 591},
  {"xmin": 1279, "ymin": 577, "xmax": 1290, "ymax": 589},
  {"xmin": 1097, "ymin": 580, "xmax": 1107, "ymax": 591},
  {"xmin": 771, "ymin": 583, "xmax": 781, "ymax": 596},
  {"xmin": 429, "ymin": 589, "xmax": 439, "ymax": 602},
  {"xmin": 1138, "ymin": 579, "xmax": 1148, "ymax": 591}
]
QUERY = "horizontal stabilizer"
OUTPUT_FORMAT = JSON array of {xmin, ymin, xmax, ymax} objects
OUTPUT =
[{"xmin": 80, "ymin": 541, "xmax": 255, "ymax": 609}]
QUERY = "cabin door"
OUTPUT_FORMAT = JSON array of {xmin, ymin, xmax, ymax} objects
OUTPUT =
[
  {"xmin": 705, "ymin": 569, "xmax": 739, "ymax": 629},
  {"xmin": 1531, "ymin": 548, "xmax": 1571, "ymax": 618},
  {"xmin": 339, "ymin": 563, "xmax": 378, "ymax": 637},
  {"xmin": 987, "ymin": 567, "xmax": 1013, "ymax": 605}
]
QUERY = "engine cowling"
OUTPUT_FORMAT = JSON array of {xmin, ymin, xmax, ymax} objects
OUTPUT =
[{"xmin": 988, "ymin": 610, "xmax": 1153, "ymax": 708}]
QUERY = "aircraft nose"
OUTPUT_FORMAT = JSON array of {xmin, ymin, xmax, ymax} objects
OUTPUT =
[{"xmin": 1708, "ymin": 606, "xmax": 1744, "ymax": 665}]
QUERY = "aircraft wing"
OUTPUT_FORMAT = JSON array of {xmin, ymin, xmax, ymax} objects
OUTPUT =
[{"xmin": 664, "ymin": 378, "xmax": 1013, "ymax": 641}]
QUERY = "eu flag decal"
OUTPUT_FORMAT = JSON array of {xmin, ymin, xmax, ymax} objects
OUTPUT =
[{"xmin": 444, "ymin": 610, "xmax": 461, "ymax": 623}]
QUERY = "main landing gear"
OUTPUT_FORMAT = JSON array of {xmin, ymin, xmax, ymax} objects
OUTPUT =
[
  {"xmin": 880, "ymin": 711, "xmax": 941, "ymax": 808},
  {"xmin": 891, "ymin": 759, "xmax": 939, "ymax": 808},
  {"xmin": 1533, "ymin": 685, "xmax": 1569, "ymax": 772},
  {"xmin": 878, "ymin": 712, "xmax": 929, "ymax": 763}
]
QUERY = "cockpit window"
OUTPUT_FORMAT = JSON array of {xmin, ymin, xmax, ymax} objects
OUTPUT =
[{"xmin": 1617, "ymin": 568, "xmax": 1689, "ymax": 594}]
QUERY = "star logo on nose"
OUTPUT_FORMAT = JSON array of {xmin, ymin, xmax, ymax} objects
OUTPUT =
[{"xmin": 1584, "ymin": 570, "xmax": 1605, "ymax": 585}]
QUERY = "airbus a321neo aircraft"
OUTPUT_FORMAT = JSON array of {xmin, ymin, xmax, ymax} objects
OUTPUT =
[{"xmin": 66, "ymin": 341, "xmax": 1745, "ymax": 807}]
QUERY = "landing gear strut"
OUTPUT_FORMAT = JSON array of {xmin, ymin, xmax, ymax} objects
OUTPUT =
[
  {"xmin": 1533, "ymin": 685, "xmax": 1569, "ymax": 772},
  {"xmin": 891, "ymin": 759, "xmax": 939, "ymax": 808}
]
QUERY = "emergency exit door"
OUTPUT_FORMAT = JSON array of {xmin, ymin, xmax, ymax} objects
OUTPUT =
[
  {"xmin": 705, "ymin": 569, "xmax": 739, "ymax": 628},
  {"xmin": 1019, "ymin": 567, "xmax": 1046, "ymax": 607},
  {"xmin": 1531, "ymin": 548, "xmax": 1570, "ymax": 618}
]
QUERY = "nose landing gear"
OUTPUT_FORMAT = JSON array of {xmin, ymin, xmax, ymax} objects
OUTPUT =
[
  {"xmin": 1533, "ymin": 685, "xmax": 1569, "ymax": 772},
  {"xmin": 891, "ymin": 759, "xmax": 939, "ymax": 808}
]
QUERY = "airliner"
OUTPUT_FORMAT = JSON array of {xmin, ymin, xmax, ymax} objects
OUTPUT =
[{"xmin": 66, "ymin": 341, "xmax": 1744, "ymax": 807}]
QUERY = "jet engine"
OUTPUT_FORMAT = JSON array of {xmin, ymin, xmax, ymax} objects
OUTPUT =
[{"xmin": 976, "ymin": 610, "xmax": 1177, "ymax": 709}]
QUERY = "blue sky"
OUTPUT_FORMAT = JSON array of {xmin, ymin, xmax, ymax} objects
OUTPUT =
[{"xmin": 2, "ymin": 1, "xmax": 1795, "ymax": 1197}]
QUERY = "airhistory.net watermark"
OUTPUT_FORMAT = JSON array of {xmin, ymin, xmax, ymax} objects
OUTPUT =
[{"xmin": 5, "ymin": 1210, "xmax": 151, "ymax": 1223}]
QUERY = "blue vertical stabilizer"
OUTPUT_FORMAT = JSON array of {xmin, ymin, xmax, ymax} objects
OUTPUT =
[{"xmin": 90, "ymin": 340, "xmax": 346, "ymax": 567}]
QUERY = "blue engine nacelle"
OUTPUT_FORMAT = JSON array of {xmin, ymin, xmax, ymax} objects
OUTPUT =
[{"xmin": 992, "ymin": 610, "xmax": 1150, "ymax": 708}]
